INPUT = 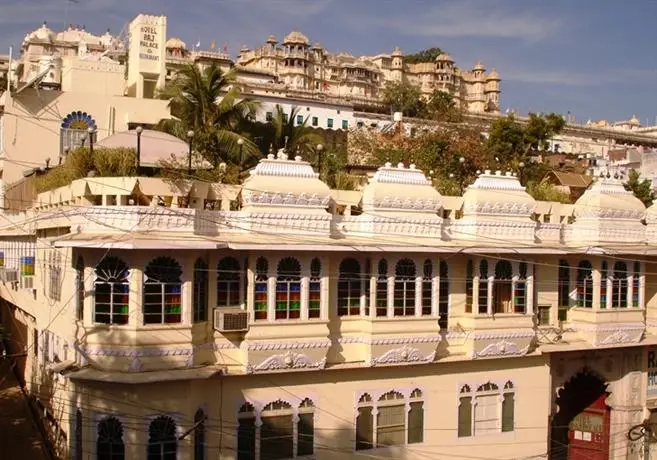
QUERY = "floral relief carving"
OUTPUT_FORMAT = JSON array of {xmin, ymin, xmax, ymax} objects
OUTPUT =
[
  {"xmin": 369, "ymin": 346, "xmax": 436, "ymax": 366},
  {"xmin": 596, "ymin": 330, "xmax": 642, "ymax": 346},
  {"xmin": 246, "ymin": 351, "xmax": 327, "ymax": 374},
  {"xmin": 471, "ymin": 340, "xmax": 529, "ymax": 359}
]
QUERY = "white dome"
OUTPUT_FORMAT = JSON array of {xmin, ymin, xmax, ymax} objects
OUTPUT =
[
  {"xmin": 166, "ymin": 37, "xmax": 187, "ymax": 50},
  {"xmin": 27, "ymin": 22, "xmax": 54, "ymax": 43},
  {"xmin": 362, "ymin": 162, "xmax": 441, "ymax": 215},
  {"xmin": 283, "ymin": 31, "xmax": 309, "ymax": 45},
  {"xmin": 462, "ymin": 170, "xmax": 535, "ymax": 218},
  {"xmin": 574, "ymin": 178, "xmax": 645, "ymax": 221}
]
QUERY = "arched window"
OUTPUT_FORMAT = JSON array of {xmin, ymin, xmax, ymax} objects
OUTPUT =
[
  {"xmin": 600, "ymin": 261, "xmax": 608, "ymax": 309},
  {"xmin": 261, "ymin": 400, "xmax": 294, "ymax": 458},
  {"xmin": 193, "ymin": 409, "xmax": 205, "ymax": 460},
  {"xmin": 94, "ymin": 257, "xmax": 129, "ymax": 325},
  {"xmin": 309, "ymin": 258, "xmax": 321, "ymax": 319},
  {"xmin": 458, "ymin": 385, "xmax": 472, "ymax": 438},
  {"xmin": 356, "ymin": 394, "xmax": 374, "ymax": 450},
  {"xmin": 478, "ymin": 260, "xmax": 488, "ymax": 314},
  {"xmin": 558, "ymin": 260, "xmax": 570, "ymax": 320},
  {"xmin": 408, "ymin": 389, "xmax": 424, "ymax": 444},
  {"xmin": 474, "ymin": 382, "xmax": 500, "ymax": 435},
  {"xmin": 97, "ymin": 416, "xmax": 125, "ymax": 460},
  {"xmin": 377, "ymin": 391, "xmax": 406, "ymax": 446},
  {"xmin": 276, "ymin": 258, "xmax": 301, "ymax": 320},
  {"xmin": 254, "ymin": 258, "xmax": 268, "ymax": 321},
  {"xmin": 193, "ymin": 259, "xmax": 208, "ymax": 322},
  {"xmin": 217, "ymin": 257, "xmax": 241, "ymax": 307},
  {"xmin": 147, "ymin": 415, "xmax": 177, "ymax": 460},
  {"xmin": 502, "ymin": 381, "xmax": 515, "ymax": 432},
  {"xmin": 633, "ymin": 262, "xmax": 641, "ymax": 307},
  {"xmin": 576, "ymin": 261, "xmax": 593, "ymax": 308},
  {"xmin": 75, "ymin": 256, "xmax": 85, "ymax": 321},
  {"xmin": 237, "ymin": 403, "xmax": 256, "ymax": 460},
  {"xmin": 338, "ymin": 258, "xmax": 361, "ymax": 316},
  {"xmin": 514, "ymin": 262, "xmax": 527, "ymax": 313},
  {"xmin": 394, "ymin": 259, "xmax": 416, "ymax": 316},
  {"xmin": 421, "ymin": 260, "xmax": 433, "ymax": 316},
  {"xmin": 298, "ymin": 399, "xmax": 315, "ymax": 456},
  {"xmin": 465, "ymin": 259, "xmax": 473, "ymax": 313},
  {"xmin": 376, "ymin": 260, "xmax": 388, "ymax": 317},
  {"xmin": 493, "ymin": 261, "xmax": 513, "ymax": 314},
  {"xmin": 612, "ymin": 261, "xmax": 628, "ymax": 308},
  {"xmin": 144, "ymin": 257, "xmax": 183, "ymax": 324},
  {"xmin": 439, "ymin": 261, "xmax": 449, "ymax": 328}
]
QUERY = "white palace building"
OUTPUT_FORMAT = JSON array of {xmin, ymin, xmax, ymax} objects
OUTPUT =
[{"xmin": 0, "ymin": 150, "xmax": 657, "ymax": 459}]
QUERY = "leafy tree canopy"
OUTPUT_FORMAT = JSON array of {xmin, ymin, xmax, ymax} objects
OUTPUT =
[
  {"xmin": 624, "ymin": 169, "xmax": 655, "ymax": 207},
  {"xmin": 486, "ymin": 112, "xmax": 566, "ymax": 164},
  {"xmin": 380, "ymin": 80, "xmax": 423, "ymax": 117},
  {"xmin": 404, "ymin": 47, "xmax": 443, "ymax": 64}
]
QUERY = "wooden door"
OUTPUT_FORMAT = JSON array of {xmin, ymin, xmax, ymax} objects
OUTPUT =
[{"xmin": 567, "ymin": 393, "xmax": 610, "ymax": 460}]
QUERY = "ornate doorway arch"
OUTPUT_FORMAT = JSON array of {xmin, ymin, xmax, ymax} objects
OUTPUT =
[{"xmin": 551, "ymin": 368, "xmax": 610, "ymax": 460}]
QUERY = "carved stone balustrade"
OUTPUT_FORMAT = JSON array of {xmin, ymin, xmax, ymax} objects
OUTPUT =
[{"xmin": 567, "ymin": 308, "xmax": 645, "ymax": 348}]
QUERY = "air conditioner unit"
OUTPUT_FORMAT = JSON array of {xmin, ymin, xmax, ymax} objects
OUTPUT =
[
  {"xmin": 0, "ymin": 268, "xmax": 19, "ymax": 284},
  {"xmin": 214, "ymin": 308, "xmax": 249, "ymax": 332},
  {"xmin": 20, "ymin": 275, "xmax": 35, "ymax": 290}
]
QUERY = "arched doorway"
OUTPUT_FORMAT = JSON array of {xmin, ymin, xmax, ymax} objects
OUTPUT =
[{"xmin": 551, "ymin": 368, "xmax": 610, "ymax": 460}]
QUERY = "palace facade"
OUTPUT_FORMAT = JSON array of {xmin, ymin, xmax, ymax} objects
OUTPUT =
[
  {"xmin": 0, "ymin": 148, "xmax": 656, "ymax": 458},
  {"xmin": 237, "ymin": 32, "xmax": 501, "ymax": 113}
]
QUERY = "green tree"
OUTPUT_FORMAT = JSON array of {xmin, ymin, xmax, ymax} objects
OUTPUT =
[
  {"xmin": 421, "ymin": 90, "xmax": 462, "ymax": 122},
  {"xmin": 526, "ymin": 180, "xmax": 572, "ymax": 203},
  {"xmin": 381, "ymin": 80, "xmax": 423, "ymax": 117},
  {"xmin": 156, "ymin": 64, "xmax": 261, "ymax": 168},
  {"xmin": 624, "ymin": 169, "xmax": 655, "ymax": 207},
  {"xmin": 404, "ymin": 47, "xmax": 443, "ymax": 64},
  {"xmin": 269, "ymin": 105, "xmax": 323, "ymax": 155},
  {"xmin": 486, "ymin": 112, "xmax": 566, "ymax": 164}
]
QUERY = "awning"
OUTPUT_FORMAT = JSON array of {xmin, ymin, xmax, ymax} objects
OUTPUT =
[{"xmin": 64, "ymin": 365, "xmax": 223, "ymax": 383}]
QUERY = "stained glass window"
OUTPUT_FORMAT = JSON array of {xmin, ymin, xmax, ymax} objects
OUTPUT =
[
  {"xmin": 254, "ymin": 258, "xmax": 268, "ymax": 321},
  {"xmin": 612, "ymin": 261, "xmax": 628, "ymax": 308},
  {"xmin": 275, "ymin": 258, "xmax": 301, "ymax": 320},
  {"xmin": 193, "ymin": 259, "xmax": 208, "ymax": 322},
  {"xmin": 309, "ymin": 258, "xmax": 321, "ymax": 319},
  {"xmin": 143, "ymin": 257, "xmax": 182, "ymax": 324},
  {"xmin": 478, "ymin": 260, "xmax": 488, "ymax": 314},
  {"xmin": 21, "ymin": 256, "xmax": 35, "ymax": 276},
  {"xmin": 60, "ymin": 111, "xmax": 97, "ymax": 154},
  {"xmin": 94, "ymin": 257, "xmax": 129, "ymax": 325},
  {"xmin": 514, "ymin": 262, "xmax": 527, "ymax": 313},
  {"xmin": 338, "ymin": 258, "xmax": 361, "ymax": 316},
  {"xmin": 576, "ymin": 261, "xmax": 593, "ymax": 308},
  {"xmin": 633, "ymin": 261, "xmax": 641, "ymax": 307}
]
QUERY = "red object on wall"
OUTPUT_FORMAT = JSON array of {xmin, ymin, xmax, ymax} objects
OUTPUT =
[{"xmin": 567, "ymin": 393, "xmax": 610, "ymax": 460}]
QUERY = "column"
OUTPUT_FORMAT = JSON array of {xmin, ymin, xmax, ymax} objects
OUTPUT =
[
  {"xmin": 368, "ymin": 259, "xmax": 377, "ymax": 319},
  {"xmin": 527, "ymin": 263, "xmax": 535, "ymax": 316},
  {"xmin": 473, "ymin": 271, "xmax": 480, "ymax": 315},
  {"xmin": 487, "ymin": 263, "xmax": 493, "ymax": 316},
  {"xmin": 267, "ymin": 259, "xmax": 276, "ymax": 321},
  {"xmin": 300, "ymin": 265, "xmax": 309, "ymax": 321},
  {"xmin": 605, "ymin": 263, "xmax": 612, "ymax": 309},
  {"xmin": 387, "ymin": 260, "xmax": 395, "ymax": 318},
  {"xmin": 639, "ymin": 264, "xmax": 645, "ymax": 309},
  {"xmin": 592, "ymin": 263, "xmax": 601, "ymax": 310},
  {"xmin": 182, "ymin": 255, "xmax": 194, "ymax": 325},
  {"xmin": 414, "ymin": 259, "xmax": 422, "ymax": 317},
  {"xmin": 627, "ymin": 271, "xmax": 634, "ymax": 309},
  {"xmin": 432, "ymin": 260, "xmax": 439, "ymax": 317},
  {"xmin": 129, "ymin": 266, "xmax": 143, "ymax": 327}
]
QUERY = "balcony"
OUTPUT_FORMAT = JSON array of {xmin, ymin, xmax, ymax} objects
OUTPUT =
[
  {"xmin": 455, "ymin": 313, "xmax": 535, "ymax": 360},
  {"xmin": 567, "ymin": 307, "xmax": 645, "ymax": 347}
]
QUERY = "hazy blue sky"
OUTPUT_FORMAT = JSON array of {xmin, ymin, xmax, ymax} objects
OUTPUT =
[{"xmin": 2, "ymin": 0, "xmax": 656, "ymax": 123}]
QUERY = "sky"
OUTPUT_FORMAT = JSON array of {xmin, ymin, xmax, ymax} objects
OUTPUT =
[{"xmin": 1, "ymin": 0, "xmax": 656, "ymax": 124}]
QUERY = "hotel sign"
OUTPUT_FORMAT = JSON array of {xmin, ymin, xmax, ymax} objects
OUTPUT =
[
  {"xmin": 139, "ymin": 26, "xmax": 160, "ymax": 62},
  {"xmin": 648, "ymin": 349, "xmax": 657, "ymax": 397}
]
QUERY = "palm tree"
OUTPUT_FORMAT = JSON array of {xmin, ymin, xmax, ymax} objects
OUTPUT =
[
  {"xmin": 156, "ymin": 64, "xmax": 261, "ymax": 168},
  {"xmin": 269, "ymin": 105, "xmax": 323, "ymax": 157}
]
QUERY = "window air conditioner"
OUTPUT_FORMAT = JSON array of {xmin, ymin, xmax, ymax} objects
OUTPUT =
[{"xmin": 213, "ymin": 308, "xmax": 249, "ymax": 332}]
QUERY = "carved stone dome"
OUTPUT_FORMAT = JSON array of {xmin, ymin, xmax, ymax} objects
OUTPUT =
[
  {"xmin": 283, "ymin": 31, "xmax": 309, "ymax": 45},
  {"xmin": 486, "ymin": 68, "xmax": 500, "ymax": 80},
  {"xmin": 436, "ymin": 52, "xmax": 452, "ymax": 62},
  {"xmin": 462, "ymin": 170, "xmax": 535, "ymax": 218},
  {"xmin": 361, "ymin": 162, "xmax": 442, "ymax": 215},
  {"xmin": 473, "ymin": 61, "xmax": 486, "ymax": 71},
  {"xmin": 574, "ymin": 178, "xmax": 645, "ymax": 221},
  {"xmin": 241, "ymin": 149, "xmax": 330, "ymax": 210},
  {"xmin": 27, "ymin": 22, "xmax": 55, "ymax": 43},
  {"xmin": 165, "ymin": 37, "xmax": 187, "ymax": 50}
]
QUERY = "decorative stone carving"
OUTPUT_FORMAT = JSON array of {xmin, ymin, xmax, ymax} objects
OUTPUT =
[
  {"xmin": 596, "ymin": 330, "xmax": 640, "ymax": 346},
  {"xmin": 471, "ymin": 340, "xmax": 530, "ymax": 359},
  {"xmin": 242, "ymin": 339, "xmax": 332, "ymax": 351},
  {"xmin": 128, "ymin": 357, "xmax": 142, "ymax": 372},
  {"xmin": 246, "ymin": 351, "xmax": 327, "ymax": 373},
  {"xmin": 337, "ymin": 335, "xmax": 442, "ymax": 345},
  {"xmin": 369, "ymin": 346, "xmax": 436, "ymax": 366}
]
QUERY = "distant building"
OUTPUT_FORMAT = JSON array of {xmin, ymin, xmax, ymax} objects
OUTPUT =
[
  {"xmin": 541, "ymin": 171, "xmax": 593, "ymax": 200},
  {"xmin": 237, "ymin": 32, "xmax": 501, "ymax": 113}
]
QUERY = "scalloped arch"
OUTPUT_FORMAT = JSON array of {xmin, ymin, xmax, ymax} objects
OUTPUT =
[{"xmin": 61, "ymin": 111, "xmax": 97, "ymax": 130}]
